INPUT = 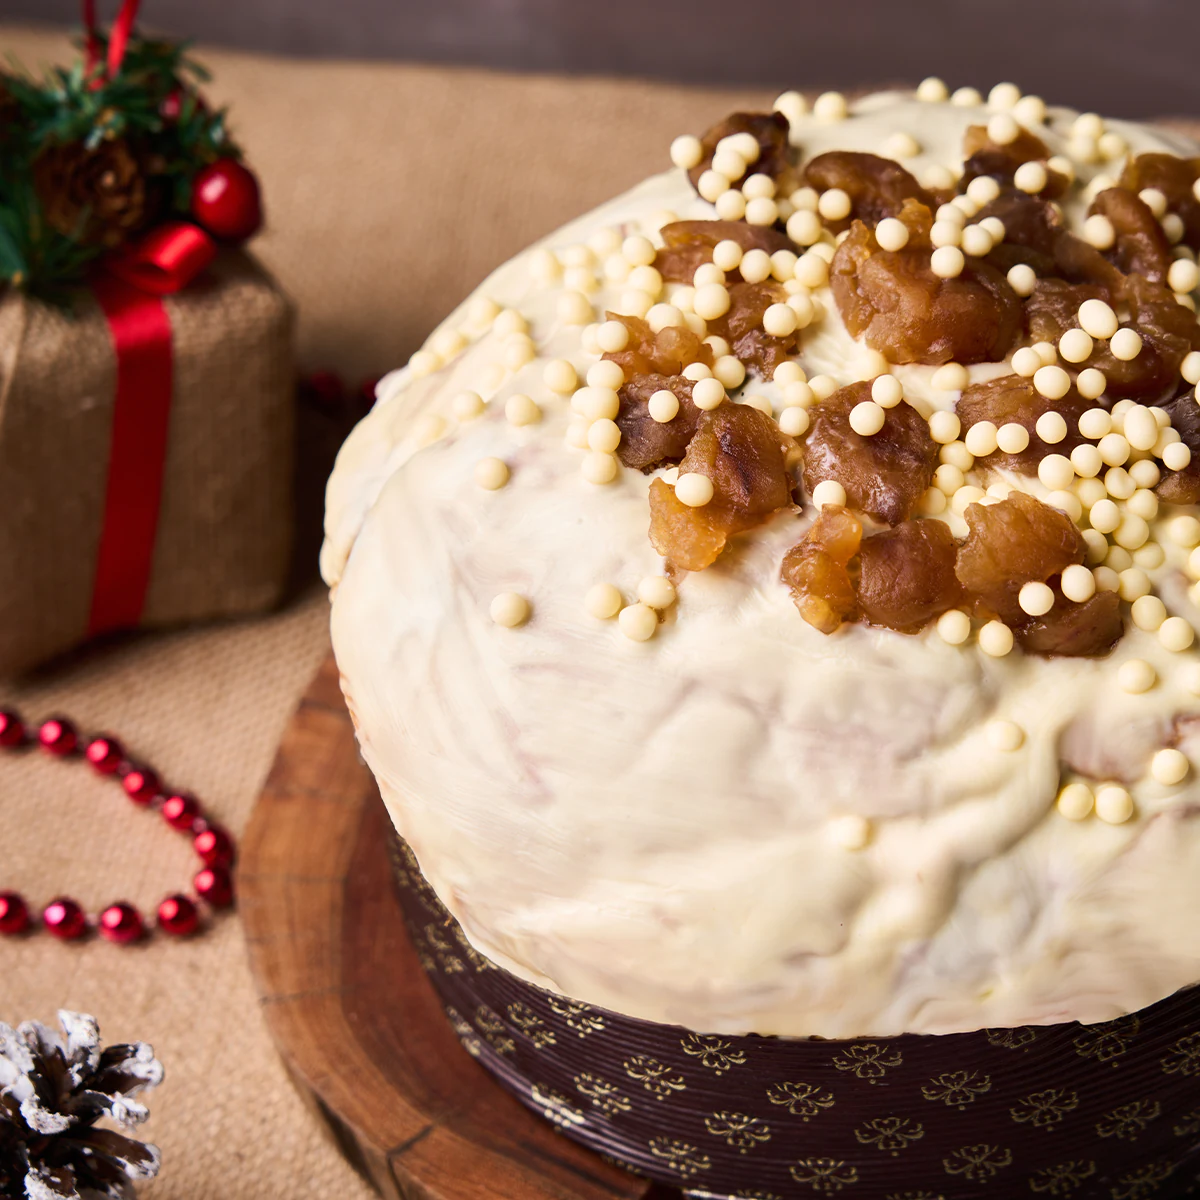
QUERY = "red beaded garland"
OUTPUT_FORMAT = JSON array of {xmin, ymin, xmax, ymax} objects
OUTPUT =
[
  {"xmin": 0, "ymin": 709, "xmax": 235, "ymax": 944},
  {"xmin": 0, "ymin": 891, "xmax": 29, "ymax": 934},
  {"xmin": 43, "ymin": 897, "xmax": 87, "ymax": 940}
]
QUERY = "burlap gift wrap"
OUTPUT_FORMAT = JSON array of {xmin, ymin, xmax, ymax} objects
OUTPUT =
[{"xmin": 0, "ymin": 249, "xmax": 294, "ymax": 676}]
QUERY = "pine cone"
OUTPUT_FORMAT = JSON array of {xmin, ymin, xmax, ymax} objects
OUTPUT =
[
  {"xmin": 0, "ymin": 1011, "xmax": 162, "ymax": 1199},
  {"xmin": 32, "ymin": 139, "xmax": 149, "ymax": 250}
]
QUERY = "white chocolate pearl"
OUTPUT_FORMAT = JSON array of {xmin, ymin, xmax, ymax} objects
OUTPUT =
[
  {"xmin": 1113, "ymin": 513, "xmax": 1149, "ymax": 551},
  {"xmin": 979, "ymin": 216, "xmax": 1006, "ymax": 244},
  {"xmin": 1034, "ymin": 365, "xmax": 1071, "ymax": 400},
  {"xmin": 988, "ymin": 81, "xmax": 1021, "ymax": 109},
  {"xmin": 809, "ymin": 374, "xmax": 839, "ymax": 400},
  {"xmin": 966, "ymin": 175, "xmax": 1001, "ymax": 205},
  {"xmin": 1059, "ymin": 328, "xmax": 1094, "ymax": 364},
  {"xmin": 585, "ymin": 583, "xmax": 623, "ymax": 619},
  {"xmin": 1083, "ymin": 214, "xmax": 1116, "ymax": 250},
  {"xmin": 763, "ymin": 303, "xmax": 799, "ymax": 337},
  {"xmin": 1012, "ymin": 346, "xmax": 1042, "ymax": 377},
  {"xmin": 1131, "ymin": 594, "xmax": 1167, "ymax": 632},
  {"xmin": 787, "ymin": 210, "xmax": 823, "ymax": 246},
  {"xmin": 490, "ymin": 592, "xmax": 529, "ymax": 627},
  {"xmin": 932, "ymin": 363, "xmax": 970, "ymax": 391},
  {"xmin": 712, "ymin": 239, "xmax": 744, "ymax": 271},
  {"xmin": 468, "ymin": 295, "xmax": 501, "ymax": 326},
  {"xmin": 596, "ymin": 320, "xmax": 630, "ymax": 354},
  {"xmin": 1018, "ymin": 581, "xmax": 1055, "ymax": 616},
  {"xmin": 1164, "ymin": 442, "xmax": 1193, "ymax": 472},
  {"xmin": 1044, "ymin": 490, "xmax": 1082, "ymax": 521},
  {"xmin": 693, "ymin": 283, "xmax": 731, "ymax": 320},
  {"xmin": 1070, "ymin": 443, "xmax": 1103, "ymax": 478},
  {"xmin": 964, "ymin": 421, "xmax": 999, "ymax": 457},
  {"xmin": 817, "ymin": 188, "xmax": 852, "ymax": 221},
  {"xmin": 783, "ymin": 380, "xmax": 815, "ymax": 408},
  {"xmin": 1118, "ymin": 566, "xmax": 1150, "ymax": 601},
  {"xmin": 996, "ymin": 423, "xmax": 1030, "ymax": 454},
  {"xmin": 618, "ymin": 603, "xmax": 658, "ymax": 642},
  {"xmin": 951, "ymin": 86, "xmax": 982, "ymax": 106},
  {"xmin": 581, "ymin": 451, "xmax": 618, "ymax": 484},
  {"xmin": 745, "ymin": 197, "xmax": 779, "ymax": 226},
  {"xmin": 1171, "ymin": 515, "xmax": 1200, "ymax": 547},
  {"xmin": 1181, "ymin": 350, "xmax": 1200, "ymax": 385},
  {"xmin": 936, "ymin": 609, "xmax": 971, "ymax": 645},
  {"xmin": 1076, "ymin": 368, "xmax": 1106, "ymax": 401},
  {"xmin": 1014, "ymin": 161, "xmax": 1048, "ymax": 194},
  {"xmin": 1127, "ymin": 488, "xmax": 1159, "ymax": 521},
  {"xmin": 917, "ymin": 76, "xmax": 949, "ymax": 102},
  {"xmin": 931, "ymin": 246, "xmax": 965, "ymax": 278},
  {"xmin": 1129, "ymin": 458, "xmax": 1161, "ymax": 488},
  {"xmin": 1160, "ymin": 617, "xmax": 1195, "ymax": 652},
  {"xmin": 774, "ymin": 361, "xmax": 806, "ymax": 386},
  {"xmin": 1095, "ymin": 785, "xmax": 1134, "ymax": 824},
  {"xmin": 587, "ymin": 360, "xmax": 625, "ymax": 391},
  {"xmin": 849, "ymin": 401, "xmax": 886, "ymax": 437},
  {"xmin": 675, "ymin": 472, "xmax": 714, "ymax": 507},
  {"xmin": 713, "ymin": 355, "xmax": 746, "ymax": 389},
  {"xmin": 565, "ymin": 417, "xmax": 590, "ymax": 449},
  {"xmin": 669, "ymin": 134, "xmax": 703, "ymax": 170},
  {"xmin": 1057, "ymin": 782, "xmax": 1094, "ymax": 821},
  {"xmin": 978, "ymin": 620, "xmax": 1014, "ymax": 657},
  {"xmin": 828, "ymin": 814, "xmax": 871, "ymax": 850},
  {"xmin": 987, "ymin": 718, "xmax": 1024, "ymax": 751},
  {"xmin": 875, "ymin": 217, "xmax": 910, "ymax": 252},
  {"xmin": 1169, "ymin": 259, "xmax": 1200, "ymax": 294},
  {"xmin": 587, "ymin": 418, "xmax": 622, "ymax": 454},
  {"xmin": 409, "ymin": 349, "xmax": 442, "ymax": 378},
  {"xmin": 692, "ymin": 377, "xmax": 725, "ymax": 411},
  {"xmin": 543, "ymin": 359, "xmax": 578, "ymax": 395},
  {"xmin": 1110, "ymin": 328, "xmax": 1144, "ymax": 361},
  {"xmin": 1077, "ymin": 298, "xmax": 1118, "ymax": 340},
  {"xmin": 813, "ymin": 91, "xmax": 848, "ymax": 120},
  {"xmin": 931, "ymin": 220, "xmax": 964, "ymax": 248},
  {"xmin": 961, "ymin": 224, "xmax": 994, "ymax": 257},
  {"xmin": 934, "ymin": 464, "xmax": 965, "ymax": 494},
  {"xmin": 940, "ymin": 440, "xmax": 975, "ymax": 471},
  {"xmin": 929, "ymin": 411, "xmax": 961, "ymax": 444},
  {"xmin": 453, "ymin": 390, "xmax": 486, "ymax": 422},
  {"xmin": 1038, "ymin": 454, "xmax": 1075, "ymax": 490},
  {"xmin": 1093, "ymin": 565, "xmax": 1120, "ymax": 593},
  {"xmin": 1082, "ymin": 528, "xmax": 1108, "ymax": 563},
  {"xmin": 1035, "ymin": 411, "xmax": 1068, "ymax": 443},
  {"xmin": 649, "ymin": 389, "xmax": 679, "ymax": 423},
  {"xmin": 779, "ymin": 407, "xmax": 810, "ymax": 437},
  {"xmin": 1151, "ymin": 748, "xmax": 1189, "ymax": 786},
  {"xmin": 1118, "ymin": 659, "xmax": 1156, "ymax": 694},
  {"xmin": 474, "ymin": 457, "xmax": 510, "ymax": 490},
  {"xmin": 1137, "ymin": 187, "xmax": 1168, "ymax": 218},
  {"xmin": 683, "ymin": 361, "xmax": 713, "ymax": 381},
  {"xmin": 770, "ymin": 249, "xmax": 798, "ymax": 280},
  {"xmin": 812, "ymin": 480, "xmax": 847, "ymax": 509},
  {"xmin": 647, "ymin": 302, "xmax": 685, "ymax": 332},
  {"xmin": 871, "ymin": 375, "xmax": 903, "ymax": 408},
  {"xmin": 638, "ymin": 576, "xmax": 677, "ymax": 609},
  {"xmin": 885, "ymin": 131, "xmax": 921, "ymax": 159},
  {"xmin": 1060, "ymin": 563, "xmax": 1096, "ymax": 603},
  {"xmin": 1007, "ymin": 265, "xmax": 1037, "ymax": 297},
  {"xmin": 505, "ymin": 394, "xmax": 541, "ymax": 426},
  {"xmin": 1035, "ymin": 339, "xmax": 1059, "ymax": 361},
  {"xmin": 575, "ymin": 386, "xmax": 620, "ymax": 421},
  {"xmin": 1123, "ymin": 407, "xmax": 1158, "ymax": 453},
  {"xmin": 794, "ymin": 252, "xmax": 829, "ymax": 287},
  {"xmin": 773, "ymin": 89, "xmax": 808, "ymax": 126}
]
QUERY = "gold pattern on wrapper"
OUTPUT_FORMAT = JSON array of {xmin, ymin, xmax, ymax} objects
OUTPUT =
[
  {"xmin": 704, "ymin": 1110, "xmax": 772, "ymax": 1153},
  {"xmin": 765, "ymin": 1080, "xmax": 835, "ymax": 1121},
  {"xmin": 572, "ymin": 1072, "xmax": 631, "ymax": 1115},
  {"xmin": 853, "ymin": 1115, "xmax": 925, "ymax": 1156},
  {"xmin": 787, "ymin": 1156, "xmax": 859, "ymax": 1191},
  {"xmin": 506, "ymin": 1001, "xmax": 556, "ymax": 1049},
  {"xmin": 941, "ymin": 1144, "xmax": 1013, "ymax": 1183},
  {"xmin": 546, "ymin": 995, "xmax": 606, "ymax": 1037},
  {"xmin": 530, "ymin": 1082, "xmax": 586, "ymax": 1128},
  {"xmin": 681, "ymin": 1032, "xmax": 747, "ymax": 1075},
  {"xmin": 1008, "ymin": 1088, "xmax": 1080, "ymax": 1131},
  {"xmin": 647, "ymin": 1135, "xmax": 712, "ymax": 1178},
  {"xmin": 985, "ymin": 1026, "xmax": 1038, "ymax": 1050},
  {"xmin": 1161, "ymin": 1029, "xmax": 1200, "ymax": 1075},
  {"xmin": 623, "ymin": 1054, "xmax": 686, "ymax": 1100},
  {"xmin": 1072, "ymin": 1014, "xmax": 1141, "ymax": 1063},
  {"xmin": 921, "ymin": 1070, "xmax": 993, "ymax": 1109},
  {"xmin": 832, "ymin": 1043, "xmax": 902, "ymax": 1083},
  {"xmin": 1096, "ymin": 1097, "xmax": 1162, "ymax": 1141},
  {"xmin": 473, "ymin": 1005, "xmax": 514, "ymax": 1055},
  {"xmin": 1027, "ymin": 1159, "xmax": 1096, "ymax": 1194}
]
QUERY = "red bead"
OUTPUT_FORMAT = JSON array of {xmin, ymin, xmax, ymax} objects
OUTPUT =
[
  {"xmin": 43, "ymin": 898, "xmax": 86, "ymax": 939},
  {"xmin": 85, "ymin": 735, "xmax": 124, "ymax": 775},
  {"xmin": 190, "ymin": 159, "xmax": 263, "ymax": 242},
  {"xmin": 121, "ymin": 766, "xmax": 161, "ymax": 805},
  {"xmin": 0, "ymin": 710, "xmax": 25, "ymax": 748},
  {"xmin": 157, "ymin": 894, "xmax": 200, "ymax": 936},
  {"xmin": 162, "ymin": 793, "xmax": 200, "ymax": 831},
  {"xmin": 193, "ymin": 826, "xmax": 234, "ymax": 867},
  {"xmin": 194, "ymin": 865, "xmax": 233, "ymax": 908},
  {"xmin": 98, "ymin": 902, "xmax": 143, "ymax": 945},
  {"xmin": 38, "ymin": 718, "xmax": 77, "ymax": 756},
  {"xmin": 0, "ymin": 892, "xmax": 29, "ymax": 935}
]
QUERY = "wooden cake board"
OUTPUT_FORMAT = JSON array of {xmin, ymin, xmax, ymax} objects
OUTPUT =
[{"xmin": 239, "ymin": 653, "xmax": 680, "ymax": 1200}]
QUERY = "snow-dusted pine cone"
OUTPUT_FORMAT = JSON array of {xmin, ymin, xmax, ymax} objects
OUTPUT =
[{"xmin": 0, "ymin": 1011, "xmax": 162, "ymax": 1200}]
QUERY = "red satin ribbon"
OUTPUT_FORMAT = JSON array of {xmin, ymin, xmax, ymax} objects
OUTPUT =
[
  {"xmin": 83, "ymin": 0, "xmax": 142, "ymax": 79},
  {"xmin": 105, "ymin": 222, "xmax": 217, "ymax": 295}
]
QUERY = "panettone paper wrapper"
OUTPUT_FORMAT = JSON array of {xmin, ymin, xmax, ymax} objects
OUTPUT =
[
  {"xmin": 0, "ymin": 251, "xmax": 294, "ymax": 675},
  {"xmin": 388, "ymin": 824, "xmax": 1200, "ymax": 1200}
]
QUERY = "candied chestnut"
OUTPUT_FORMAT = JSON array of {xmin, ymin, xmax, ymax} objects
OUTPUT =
[
  {"xmin": 801, "ymin": 380, "xmax": 937, "ymax": 525},
  {"xmin": 780, "ymin": 506, "xmax": 862, "ymax": 634},
  {"xmin": 976, "ymin": 192, "xmax": 1064, "ymax": 275},
  {"xmin": 1024, "ymin": 278, "xmax": 1112, "ymax": 344},
  {"xmin": 1120, "ymin": 152, "xmax": 1200, "ymax": 251},
  {"xmin": 649, "ymin": 403, "xmax": 794, "ymax": 570},
  {"xmin": 1089, "ymin": 187, "xmax": 1172, "ymax": 284},
  {"xmin": 961, "ymin": 124, "xmax": 1068, "ymax": 199},
  {"xmin": 615, "ymin": 374, "xmax": 702, "ymax": 471},
  {"xmin": 688, "ymin": 111, "xmax": 790, "ymax": 192},
  {"xmin": 857, "ymin": 519, "xmax": 962, "ymax": 632},
  {"xmin": 1155, "ymin": 389, "xmax": 1200, "ymax": 504},
  {"xmin": 801, "ymin": 151, "xmax": 933, "ymax": 230},
  {"xmin": 956, "ymin": 373, "xmax": 1089, "ymax": 473},
  {"xmin": 656, "ymin": 220, "xmax": 793, "ymax": 283},
  {"xmin": 955, "ymin": 491, "xmax": 1085, "ymax": 623},
  {"xmin": 706, "ymin": 281, "xmax": 798, "ymax": 378},
  {"xmin": 830, "ymin": 201, "xmax": 1022, "ymax": 365},
  {"xmin": 1017, "ymin": 591, "xmax": 1123, "ymax": 657},
  {"xmin": 603, "ymin": 312, "xmax": 714, "ymax": 378}
]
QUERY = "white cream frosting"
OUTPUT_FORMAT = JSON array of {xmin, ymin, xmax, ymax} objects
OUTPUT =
[{"xmin": 324, "ymin": 92, "xmax": 1200, "ymax": 1038}]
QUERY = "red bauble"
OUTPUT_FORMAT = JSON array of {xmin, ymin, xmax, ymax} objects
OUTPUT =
[
  {"xmin": 43, "ymin": 898, "xmax": 87, "ymax": 939},
  {"xmin": 194, "ymin": 865, "xmax": 233, "ymax": 908},
  {"xmin": 0, "ymin": 710, "xmax": 25, "ymax": 748},
  {"xmin": 85, "ymin": 735, "xmax": 124, "ymax": 775},
  {"xmin": 194, "ymin": 826, "xmax": 234, "ymax": 867},
  {"xmin": 98, "ymin": 902, "xmax": 143, "ymax": 944},
  {"xmin": 38, "ymin": 718, "xmax": 77, "ymax": 756},
  {"xmin": 190, "ymin": 159, "xmax": 262, "ymax": 243},
  {"xmin": 122, "ymin": 766, "xmax": 161, "ymax": 805},
  {"xmin": 162, "ymin": 793, "xmax": 200, "ymax": 831},
  {"xmin": 0, "ymin": 892, "xmax": 29, "ymax": 935},
  {"xmin": 157, "ymin": 894, "xmax": 200, "ymax": 936}
]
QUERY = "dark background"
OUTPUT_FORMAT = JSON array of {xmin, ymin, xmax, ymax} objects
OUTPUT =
[{"xmin": 4, "ymin": 0, "xmax": 1196, "ymax": 119}]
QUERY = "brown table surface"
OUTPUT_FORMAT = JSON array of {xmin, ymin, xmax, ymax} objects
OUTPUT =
[{"xmin": 0, "ymin": 24, "xmax": 763, "ymax": 1199}]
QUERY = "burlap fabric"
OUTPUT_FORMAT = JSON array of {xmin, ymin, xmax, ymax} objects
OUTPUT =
[
  {"xmin": 1, "ymin": 21, "xmax": 1198, "ymax": 1200},
  {"xmin": 0, "ymin": 251, "xmax": 294, "ymax": 675}
]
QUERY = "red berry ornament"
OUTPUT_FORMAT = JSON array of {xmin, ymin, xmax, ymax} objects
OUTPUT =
[
  {"xmin": 0, "ymin": 892, "xmax": 29, "ymax": 934},
  {"xmin": 98, "ymin": 902, "xmax": 143, "ymax": 944},
  {"xmin": 194, "ymin": 826, "xmax": 234, "ymax": 867},
  {"xmin": 43, "ymin": 898, "xmax": 86, "ymax": 940},
  {"xmin": 194, "ymin": 866, "xmax": 233, "ymax": 908},
  {"xmin": 0, "ymin": 711, "xmax": 25, "ymax": 748},
  {"xmin": 39, "ymin": 718, "xmax": 77, "ymax": 756},
  {"xmin": 157, "ymin": 894, "xmax": 199, "ymax": 937},
  {"xmin": 85, "ymin": 735, "xmax": 124, "ymax": 775},
  {"xmin": 162, "ymin": 792, "xmax": 199, "ymax": 831},
  {"xmin": 191, "ymin": 159, "xmax": 262, "ymax": 243},
  {"xmin": 122, "ymin": 766, "xmax": 160, "ymax": 805}
]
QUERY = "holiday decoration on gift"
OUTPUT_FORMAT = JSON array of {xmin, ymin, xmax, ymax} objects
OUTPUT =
[
  {"xmin": 0, "ymin": 0, "xmax": 262, "ymax": 300},
  {"xmin": 0, "ymin": 710, "xmax": 235, "ymax": 945},
  {"xmin": 0, "ymin": 1010, "xmax": 162, "ymax": 1199}
]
